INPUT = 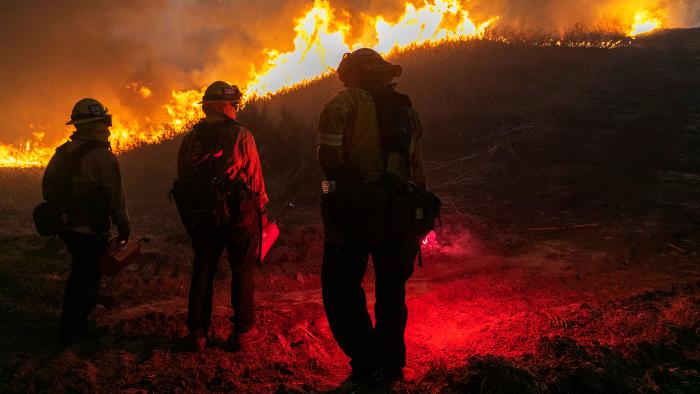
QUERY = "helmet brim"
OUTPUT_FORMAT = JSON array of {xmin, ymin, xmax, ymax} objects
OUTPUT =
[
  {"xmin": 361, "ymin": 62, "xmax": 402, "ymax": 77},
  {"xmin": 337, "ymin": 50, "xmax": 403, "ymax": 81},
  {"xmin": 66, "ymin": 114, "xmax": 112, "ymax": 125},
  {"xmin": 197, "ymin": 99, "xmax": 240, "ymax": 104}
]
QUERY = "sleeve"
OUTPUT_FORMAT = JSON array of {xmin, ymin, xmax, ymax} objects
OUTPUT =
[
  {"xmin": 177, "ymin": 133, "xmax": 192, "ymax": 180},
  {"xmin": 41, "ymin": 153, "xmax": 60, "ymax": 201},
  {"xmin": 96, "ymin": 150, "xmax": 129, "ymax": 226},
  {"xmin": 317, "ymin": 90, "xmax": 354, "ymax": 172},
  {"xmin": 241, "ymin": 130, "xmax": 269, "ymax": 208},
  {"xmin": 410, "ymin": 109, "xmax": 427, "ymax": 188}
]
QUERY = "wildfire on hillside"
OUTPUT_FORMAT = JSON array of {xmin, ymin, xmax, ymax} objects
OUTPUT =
[
  {"xmin": 629, "ymin": 9, "xmax": 663, "ymax": 36},
  {"xmin": 0, "ymin": 1, "xmax": 667, "ymax": 168}
]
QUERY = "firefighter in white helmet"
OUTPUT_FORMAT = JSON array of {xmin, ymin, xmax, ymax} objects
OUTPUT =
[{"xmin": 173, "ymin": 81, "xmax": 269, "ymax": 353}]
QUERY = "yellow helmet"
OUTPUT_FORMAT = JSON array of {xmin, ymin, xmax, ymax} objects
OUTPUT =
[
  {"xmin": 66, "ymin": 98, "xmax": 112, "ymax": 126},
  {"xmin": 337, "ymin": 48, "xmax": 402, "ymax": 83},
  {"xmin": 199, "ymin": 81, "xmax": 242, "ymax": 104}
]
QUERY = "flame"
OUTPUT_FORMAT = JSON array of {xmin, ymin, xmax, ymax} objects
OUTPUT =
[
  {"xmin": 108, "ymin": 89, "xmax": 203, "ymax": 152},
  {"xmin": 0, "ymin": 131, "xmax": 55, "ymax": 167},
  {"xmin": 139, "ymin": 87, "xmax": 152, "ymax": 98},
  {"xmin": 246, "ymin": 0, "xmax": 495, "ymax": 98},
  {"xmin": 629, "ymin": 9, "xmax": 662, "ymax": 37},
  {"xmin": 126, "ymin": 82, "xmax": 153, "ymax": 99},
  {"xmin": 371, "ymin": 1, "xmax": 496, "ymax": 54},
  {"xmin": 0, "ymin": 1, "xmax": 669, "ymax": 168},
  {"xmin": 245, "ymin": 0, "xmax": 351, "ymax": 98}
]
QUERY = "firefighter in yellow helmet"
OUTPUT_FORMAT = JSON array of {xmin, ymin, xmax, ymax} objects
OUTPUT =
[
  {"xmin": 41, "ymin": 98, "xmax": 130, "ymax": 344},
  {"xmin": 173, "ymin": 81, "xmax": 268, "ymax": 353},
  {"xmin": 318, "ymin": 48, "xmax": 438, "ymax": 386}
]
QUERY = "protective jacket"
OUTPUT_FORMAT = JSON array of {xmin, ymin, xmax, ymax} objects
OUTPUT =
[
  {"xmin": 177, "ymin": 119, "xmax": 268, "ymax": 208},
  {"xmin": 317, "ymin": 87, "xmax": 425, "ymax": 185},
  {"xmin": 42, "ymin": 133, "xmax": 129, "ymax": 234}
]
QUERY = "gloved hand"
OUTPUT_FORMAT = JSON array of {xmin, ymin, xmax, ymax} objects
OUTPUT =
[
  {"xmin": 117, "ymin": 222, "xmax": 130, "ymax": 242},
  {"xmin": 261, "ymin": 212, "xmax": 269, "ymax": 227}
]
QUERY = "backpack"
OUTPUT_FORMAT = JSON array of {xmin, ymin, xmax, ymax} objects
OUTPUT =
[
  {"xmin": 370, "ymin": 86, "xmax": 442, "ymax": 245},
  {"xmin": 171, "ymin": 120, "xmax": 259, "ymax": 232},
  {"xmin": 370, "ymin": 85, "xmax": 417, "ymax": 161},
  {"xmin": 34, "ymin": 140, "xmax": 110, "ymax": 236}
]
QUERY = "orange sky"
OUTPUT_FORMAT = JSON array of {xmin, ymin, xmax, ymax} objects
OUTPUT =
[{"xmin": 0, "ymin": 0, "xmax": 697, "ymax": 148}]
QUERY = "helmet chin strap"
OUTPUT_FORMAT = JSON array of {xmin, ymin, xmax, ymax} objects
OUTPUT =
[
  {"xmin": 343, "ymin": 71, "xmax": 395, "ymax": 91},
  {"xmin": 72, "ymin": 121, "xmax": 111, "ymax": 142}
]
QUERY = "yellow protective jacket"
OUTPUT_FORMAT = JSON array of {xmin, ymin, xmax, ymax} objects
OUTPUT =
[{"xmin": 317, "ymin": 87, "xmax": 425, "ymax": 185}]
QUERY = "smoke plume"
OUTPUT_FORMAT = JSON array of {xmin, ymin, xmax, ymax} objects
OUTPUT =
[{"xmin": 0, "ymin": 0, "xmax": 698, "ymax": 145}]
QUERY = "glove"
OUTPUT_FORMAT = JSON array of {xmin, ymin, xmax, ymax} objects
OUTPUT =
[
  {"xmin": 261, "ymin": 212, "xmax": 269, "ymax": 227},
  {"xmin": 117, "ymin": 223, "xmax": 130, "ymax": 242}
]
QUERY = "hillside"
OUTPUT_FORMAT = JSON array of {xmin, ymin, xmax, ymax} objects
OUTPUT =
[
  {"xmin": 0, "ymin": 29, "xmax": 699, "ymax": 392},
  {"xmin": 237, "ymin": 29, "xmax": 700, "ymax": 236}
]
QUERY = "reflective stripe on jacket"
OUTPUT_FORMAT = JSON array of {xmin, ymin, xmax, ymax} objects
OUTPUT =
[{"xmin": 317, "ymin": 87, "xmax": 425, "ymax": 185}]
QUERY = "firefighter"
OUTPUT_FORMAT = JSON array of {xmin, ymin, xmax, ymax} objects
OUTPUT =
[
  {"xmin": 175, "ymin": 81, "xmax": 268, "ymax": 353},
  {"xmin": 42, "ymin": 98, "xmax": 130, "ymax": 344},
  {"xmin": 318, "ymin": 48, "xmax": 429, "ymax": 385}
]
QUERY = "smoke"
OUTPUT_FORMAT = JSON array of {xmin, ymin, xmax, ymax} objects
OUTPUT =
[
  {"xmin": 0, "ymin": 0, "xmax": 306, "ymax": 143},
  {"xmin": 0, "ymin": 0, "xmax": 698, "ymax": 145},
  {"xmin": 470, "ymin": 0, "xmax": 700, "ymax": 32}
]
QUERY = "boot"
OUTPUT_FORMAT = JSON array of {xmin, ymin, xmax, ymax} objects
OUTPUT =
[
  {"xmin": 187, "ymin": 331, "xmax": 206, "ymax": 353},
  {"xmin": 59, "ymin": 320, "xmax": 87, "ymax": 346},
  {"xmin": 228, "ymin": 326, "xmax": 267, "ymax": 351},
  {"xmin": 348, "ymin": 367, "xmax": 383, "ymax": 388},
  {"xmin": 382, "ymin": 367, "xmax": 416, "ymax": 383}
]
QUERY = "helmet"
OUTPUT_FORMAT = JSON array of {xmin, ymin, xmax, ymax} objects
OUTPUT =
[
  {"xmin": 66, "ymin": 98, "xmax": 112, "ymax": 126},
  {"xmin": 200, "ymin": 81, "xmax": 242, "ymax": 104},
  {"xmin": 337, "ymin": 48, "xmax": 402, "ymax": 83}
]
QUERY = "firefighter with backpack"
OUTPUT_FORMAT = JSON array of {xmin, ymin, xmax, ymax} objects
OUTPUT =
[
  {"xmin": 39, "ymin": 98, "xmax": 130, "ymax": 344},
  {"xmin": 173, "ymin": 81, "xmax": 268, "ymax": 353},
  {"xmin": 318, "ymin": 49, "xmax": 440, "ymax": 386}
]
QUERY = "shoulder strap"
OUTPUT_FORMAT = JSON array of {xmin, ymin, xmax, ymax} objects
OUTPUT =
[
  {"xmin": 190, "ymin": 120, "xmax": 244, "ymax": 180},
  {"xmin": 47, "ymin": 140, "xmax": 110, "ymax": 202},
  {"xmin": 218, "ymin": 120, "xmax": 244, "ymax": 179},
  {"xmin": 71, "ymin": 140, "xmax": 111, "ymax": 159},
  {"xmin": 369, "ymin": 87, "xmax": 414, "ymax": 178},
  {"xmin": 68, "ymin": 140, "xmax": 111, "ymax": 175}
]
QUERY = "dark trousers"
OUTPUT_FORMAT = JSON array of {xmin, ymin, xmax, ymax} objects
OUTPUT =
[
  {"xmin": 59, "ymin": 232, "xmax": 107, "ymax": 338},
  {"xmin": 186, "ymin": 223, "xmax": 259, "ymax": 335},
  {"xmin": 321, "ymin": 233, "xmax": 419, "ymax": 373}
]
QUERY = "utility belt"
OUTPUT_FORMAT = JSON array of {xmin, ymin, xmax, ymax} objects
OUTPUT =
[
  {"xmin": 171, "ymin": 176, "xmax": 259, "ymax": 233},
  {"xmin": 320, "ymin": 174, "xmax": 441, "ymax": 246},
  {"xmin": 321, "ymin": 179, "xmax": 387, "ymax": 245},
  {"xmin": 34, "ymin": 200, "xmax": 111, "ymax": 236}
]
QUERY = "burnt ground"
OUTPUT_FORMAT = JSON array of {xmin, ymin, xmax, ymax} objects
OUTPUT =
[{"xmin": 1, "ymin": 29, "xmax": 699, "ymax": 393}]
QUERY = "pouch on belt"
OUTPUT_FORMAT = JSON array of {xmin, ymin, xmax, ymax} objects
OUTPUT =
[
  {"xmin": 321, "ymin": 182, "xmax": 387, "ymax": 246},
  {"xmin": 389, "ymin": 184, "xmax": 441, "ymax": 239}
]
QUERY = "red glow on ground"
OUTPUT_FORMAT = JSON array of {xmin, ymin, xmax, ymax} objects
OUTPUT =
[{"xmin": 422, "ymin": 230, "xmax": 439, "ymax": 249}]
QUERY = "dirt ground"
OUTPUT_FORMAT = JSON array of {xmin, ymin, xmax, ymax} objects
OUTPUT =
[
  {"xmin": 1, "ymin": 206, "xmax": 698, "ymax": 393},
  {"xmin": 1, "ymin": 29, "xmax": 699, "ymax": 393}
]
